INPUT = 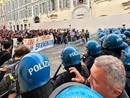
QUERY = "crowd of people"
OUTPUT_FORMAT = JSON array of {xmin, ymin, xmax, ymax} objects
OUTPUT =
[
  {"xmin": 0, "ymin": 28, "xmax": 90, "ymax": 47},
  {"xmin": 0, "ymin": 25, "xmax": 130, "ymax": 98}
]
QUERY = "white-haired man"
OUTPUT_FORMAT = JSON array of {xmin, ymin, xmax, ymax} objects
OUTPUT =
[{"xmin": 69, "ymin": 55, "xmax": 129, "ymax": 98}]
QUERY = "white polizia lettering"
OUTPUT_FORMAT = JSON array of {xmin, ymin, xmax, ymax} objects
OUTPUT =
[
  {"xmin": 28, "ymin": 61, "xmax": 50, "ymax": 75},
  {"xmin": 69, "ymin": 51, "xmax": 80, "ymax": 57},
  {"xmin": 116, "ymin": 37, "xmax": 122, "ymax": 42}
]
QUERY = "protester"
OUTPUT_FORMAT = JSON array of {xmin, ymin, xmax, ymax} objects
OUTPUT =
[
  {"xmin": 0, "ymin": 40, "xmax": 12, "ymax": 66},
  {"xmin": 69, "ymin": 55, "xmax": 129, "ymax": 98}
]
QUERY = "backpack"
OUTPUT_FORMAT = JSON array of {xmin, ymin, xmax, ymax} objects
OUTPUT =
[{"xmin": 0, "ymin": 74, "xmax": 12, "ymax": 95}]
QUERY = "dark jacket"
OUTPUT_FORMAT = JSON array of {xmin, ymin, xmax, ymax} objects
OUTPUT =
[
  {"xmin": 0, "ymin": 51, "xmax": 12, "ymax": 66},
  {"xmin": 125, "ymin": 72, "xmax": 130, "ymax": 97},
  {"xmin": 118, "ymin": 90, "xmax": 129, "ymax": 98},
  {"xmin": 55, "ymin": 65, "xmax": 89, "ymax": 87},
  {"xmin": 0, "ymin": 71, "xmax": 6, "ymax": 82}
]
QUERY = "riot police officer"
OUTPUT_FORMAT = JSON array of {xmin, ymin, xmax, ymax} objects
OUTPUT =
[
  {"xmin": 17, "ymin": 52, "xmax": 56, "ymax": 98},
  {"xmin": 49, "ymin": 82, "xmax": 103, "ymax": 98},
  {"xmin": 121, "ymin": 46, "xmax": 130, "ymax": 97},
  {"xmin": 102, "ymin": 34, "xmax": 128, "ymax": 58},
  {"xmin": 55, "ymin": 46, "xmax": 89, "ymax": 87},
  {"xmin": 81, "ymin": 40, "xmax": 104, "ymax": 73}
]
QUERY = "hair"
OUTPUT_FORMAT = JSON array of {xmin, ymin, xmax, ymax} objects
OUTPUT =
[
  {"xmin": 17, "ymin": 37, "xmax": 23, "ymax": 42},
  {"xmin": 3, "ymin": 41, "xmax": 12, "ymax": 49},
  {"xmin": 14, "ymin": 45, "xmax": 30, "ymax": 57},
  {"xmin": 94, "ymin": 55, "xmax": 126, "ymax": 90}
]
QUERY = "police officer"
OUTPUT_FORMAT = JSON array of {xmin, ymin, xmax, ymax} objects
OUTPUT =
[
  {"xmin": 8, "ymin": 45, "xmax": 30, "ymax": 98},
  {"xmin": 121, "ymin": 46, "xmax": 130, "ymax": 97},
  {"xmin": 49, "ymin": 82, "xmax": 103, "ymax": 98},
  {"xmin": 102, "ymin": 34, "xmax": 128, "ymax": 58},
  {"xmin": 55, "ymin": 46, "xmax": 89, "ymax": 87},
  {"xmin": 123, "ymin": 30, "xmax": 130, "ymax": 45},
  {"xmin": 81, "ymin": 40, "xmax": 104, "ymax": 73},
  {"xmin": 17, "ymin": 52, "xmax": 56, "ymax": 98}
]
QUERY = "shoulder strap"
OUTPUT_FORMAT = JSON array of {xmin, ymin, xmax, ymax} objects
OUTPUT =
[
  {"xmin": 0, "ymin": 51, "xmax": 9, "ymax": 60},
  {"xmin": 49, "ymin": 82, "xmax": 85, "ymax": 98}
]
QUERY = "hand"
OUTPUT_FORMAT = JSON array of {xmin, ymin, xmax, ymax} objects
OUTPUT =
[
  {"xmin": 69, "ymin": 67, "xmax": 85, "ymax": 83},
  {"xmin": 2, "ymin": 65, "xmax": 8, "ymax": 71}
]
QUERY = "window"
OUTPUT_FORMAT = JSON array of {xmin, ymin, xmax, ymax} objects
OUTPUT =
[
  {"xmin": 15, "ymin": 11, "xmax": 18, "ymax": 20},
  {"xmin": 19, "ymin": 10, "xmax": 22, "ymax": 19},
  {"xmin": 59, "ymin": 0, "xmax": 70, "ymax": 9},
  {"xmin": 47, "ymin": 0, "xmax": 56, "ymax": 12},
  {"xmin": 39, "ymin": 4, "xmax": 42, "ymax": 13},
  {"xmin": 33, "ymin": 5, "xmax": 39, "ymax": 16},
  {"xmin": 73, "ymin": 0, "xmax": 87, "ymax": 6},
  {"xmin": 27, "ymin": 7, "xmax": 32, "ymax": 17},
  {"xmin": 19, "ymin": 0, "xmax": 24, "ymax": 7},
  {"xmin": 42, "ymin": 2, "xmax": 47, "ymax": 13}
]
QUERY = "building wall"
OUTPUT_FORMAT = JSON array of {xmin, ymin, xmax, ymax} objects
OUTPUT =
[
  {"xmin": 91, "ymin": 0, "xmax": 130, "ymax": 17},
  {"xmin": 31, "ymin": 14, "xmax": 130, "ymax": 34},
  {"xmin": 0, "ymin": 0, "xmax": 130, "ymax": 30},
  {"xmin": 0, "ymin": 0, "xmax": 90, "ymax": 30}
]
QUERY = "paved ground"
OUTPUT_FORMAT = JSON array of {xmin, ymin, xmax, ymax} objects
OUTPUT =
[{"xmin": 41, "ymin": 40, "xmax": 87, "ymax": 77}]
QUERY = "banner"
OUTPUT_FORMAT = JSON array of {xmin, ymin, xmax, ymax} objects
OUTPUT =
[{"xmin": 13, "ymin": 35, "xmax": 54, "ymax": 54}]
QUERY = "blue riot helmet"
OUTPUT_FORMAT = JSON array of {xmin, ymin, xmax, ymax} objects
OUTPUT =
[
  {"xmin": 113, "ymin": 30, "xmax": 121, "ymax": 34},
  {"xmin": 98, "ymin": 32, "xmax": 106, "ymax": 38},
  {"xmin": 18, "ymin": 52, "xmax": 50, "ymax": 93},
  {"xmin": 121, "ymin": 46, "xmax": 130, "ymax": 68},
  {"xmin": 103, "ymin": 34, "xmax": 128, "ymax": 49},
  {"xmin": 61, "ymin": 46, "xmax": 80, "ymax": 68},
  {"xmin": 118, "ymin": 34, "xmax": 127, "ymax": 41},
  {"xmin": 121, "ymin": 28, "xmax": 126, "ymax": 33},
  {"xmin": 112, "ymin": 28, "xmax": 119, "ymax": 33},
  {"xmin": 86, "ymin": 40, "xmax": 102, "ymax": 55},
  {"xmin": 124, "ymin": 30, "xmax": 130, "ymax": 37},
  {"xmin": 49, "ymin": 82, "xmax": 103, "ymax": 98},
  {"xmin": 127, "ymin": 28, "xmax": 130, "ymax": 32},
  {"xmin": 99, "ymin": 36, "xmax": 105, "ymax": 46}
]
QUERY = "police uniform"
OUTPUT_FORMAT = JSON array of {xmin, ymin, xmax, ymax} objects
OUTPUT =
[
  {"xmin": 103, "ymin": 49, "xmax": 121, "ymax": 58},
  {"xmin": 55, "ymin": 46, "xmax": 89, "ymax": 87},
  {"xmin": 125, "ymin": 74, "xmax": 130, "ymax": 97},
  {"xmin": 102, "ymin": 34, "xmax": 128, "ymax": 58},
  {"xmin": 84, "ymin": 40, "xmax": 103, "ymax": 73},
  {"xmin": 83, "ymin": 53, "xmax": 103, "ymax": 73},
  {"xmin": 55, "ymin": 64, "xmax": 89, "ymax": 87},
  {"xmin": 120, "ymin": 46, "xmax": 130, "ymax": 97}
]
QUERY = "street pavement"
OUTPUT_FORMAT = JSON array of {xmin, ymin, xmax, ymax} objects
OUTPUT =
[{"xmin": 41, "ymin": 40, "xmax": 87, "ymax": 77}]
